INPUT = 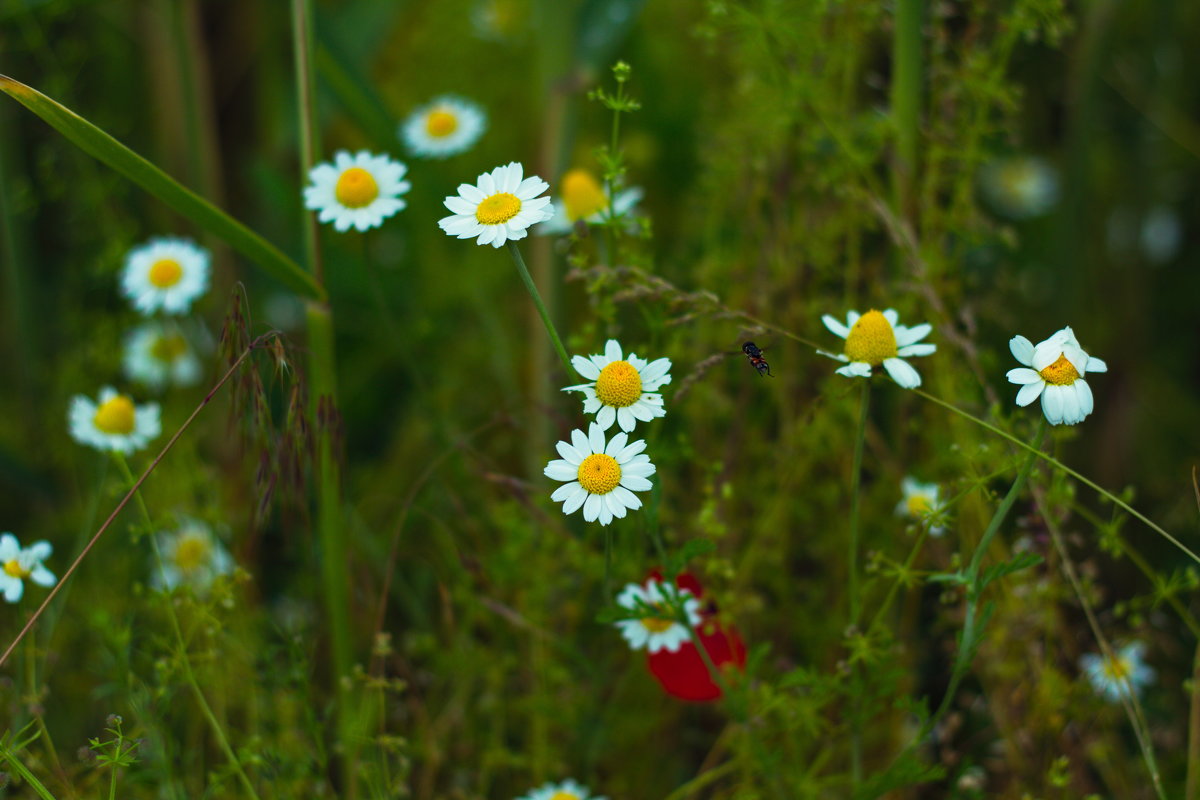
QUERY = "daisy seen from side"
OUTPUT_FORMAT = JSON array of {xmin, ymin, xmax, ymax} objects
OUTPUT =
[
  {"xmin": 1080, "ymin": 641, "xmax": 1154, "ymax": 702},
  {"xmin": 304, "ymin": 150, "xmax": 410, "ymax": 232},
  {"xmin": 820, "ymin": 308, "xmax": 936, "ymax": 388},
  {"xmin": 401, "ymin": 95, "xmax": 486, "ymax": 159},
  {"xmin": 563, "ymin": 339, "xmax": 671, "ymax": 432},
  {"xmin": 121, "ymin": 237, "xmax": 210, "ymax": 316},
  {"xmin": 0, "ymin": 534, "xmax": 55, "ymax": 603},
  {"xmin": 614, "ymin": 578, "xmax": 702, "ymax": 654},
  {"xmin": 68, "ymin": 387, "xmax": 161, "ymax": 454},
  {"xmin": 537, "ymin": 168, "xmax": 642, "ymax": 236},
  {"xmin": 896, "ymin": 477, "xmax": 946, "ymax": 537},
  {"xmin": 152, "ymin": 519, "xmax": 234, "ymax": 593},
  {"xmin": 1006, "ymin": 326, "xmax": 1106, "ymax": 426},
  {"xmin": 544, "ymin": 423, "xmax": 655, "ymax": 526},
  {"xmin": 514, "ymin": 779, "xmax": 605, "ymax": 800},
  {"xmin": 438, "ymin": 161, "xmax": 553, "ymax": 247},
  {"xmin": 124, "ymin": 321, "xmax": 202, "ymax": 390}
]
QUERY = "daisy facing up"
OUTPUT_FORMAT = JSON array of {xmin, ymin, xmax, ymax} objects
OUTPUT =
[
  {"xmin": 1080, "ymin": 641, "xmax": 1154, "ymax": 702},
  {"xmin": 820, "ymin": 308, "xmax": 936, "ymax": 388},
  {"xmin": 304, "ymin": 150, "xmax": 410, "ymax": 232},
  {"xmin": 563, "ymin": 339, "xmax": 671, "ymax": 432},
  {"xmin": 896, "ymin": 477, "xmax": 946, "ymax": 537},
  {"xmin": 537, "ymin": 168, "xmax": 642, "ymax": 236},
  {"xmin": 68, "ymin": 387, "xmax": 161, "ymax": 454},
  {"xmin": 123, "ymin": 321, "xmax": 202, "ymax": 390},
  {"xmin": 614, "ymin": 578, "xmax": 702, "ymax": 654},
  {"xmin": 544, "ymin": 423, "xmax": 655, "ymax": 526},
  {"xmin": 152, "ymin": 519, "xmax": 234, "ymax": 593},
  {"xmin": 515, "ymin": 779, "xmax": 605, "ymax": 800},
  {"xmin": 121, "ymin": 237, "xmax": 210, "ymax": 315},
  {"xmin": 401, "ymin": 95, "xmax": 486, "ymax": 159},
  {"xmin": 0, "ymin": 533, "xmax": 55, "ymax": 603},
  {"xmin": 1006, "ymin": 326, "xmax": 1106, "ymax": 426},
  {"xmin": 438, "ymin": 162, "xmax": 553, "ymax": 247}
]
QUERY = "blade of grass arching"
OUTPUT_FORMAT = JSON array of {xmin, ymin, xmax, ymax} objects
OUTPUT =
[{"xmin": 0, "ymin": 75, "xmax": 323, "ymax": 301}]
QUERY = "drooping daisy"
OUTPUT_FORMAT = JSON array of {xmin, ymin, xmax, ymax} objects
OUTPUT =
[
  {"xmin": 614, "ymin": 578, "xmax": 702, "ymax": 654},
  {"xmin": 0, "ymin": 533, "xmax": 55, "ymax": 603},
  {"xmin": 304, "ymin": 151, "xmax": 410, "ymax": 233},
  {"xmin": 563, "ymin": 339, "xmax": 671, "ymax": 432},
  {"xmin": 515, "ymin": 779, "xmax": 605, "ymax": 800},
  {"xmin": 980, "ymin": 155, "xmax": 1059, "ymax": 220},
  {"xmin": 1006, "ymin": 327, "xmax": 1107, "ymax": 426},
  {"xmin": 1080, "ymin": 642, "xmax": 1155, "ymax": 702},
  {"xmin": 820, "ymin": 308, "xmax": 936, "ymax": 388},
  {"xmin": 401, "ymin": 95, "xmax": 486, "ymax": 159},
  {"xmin": 68, "ymin": 387, "xmax": 161, "ymax": 454},
  {"xmin": 120, "ymin": 237, "xmax": 210, "ymax": 315},
  {"xmin": 123, "ymin": 321, "xmax": 202, "ymax": 390},
  {"xmin": 537, "ymin": 168, "xmax": 642, "ymax": 236},
  {"xmin": 152, "ymin": 520, "xmax": 234, "ymax": 593},
  {"xmin": 437, "ymin": 162, "xmax": 553, "ymax": 247},
  {"xmin": 895, "ymin": 477, "xmax": 946, "ymax": 537},
  {"xmin": 544, "ymin": 423, "xmax": 655, "ymax": 526}
]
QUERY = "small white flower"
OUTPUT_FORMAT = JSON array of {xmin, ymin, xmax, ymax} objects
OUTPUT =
[
  {"xmin": 980, "ymin": 155, "xmax": 1059, "ymax": 219},
  {"xmin": 896, "ymin": 477, "xmax": 946, "ymax": 537},
  {"xmin": 1006, "ymin": 327, "xmax": 1106, "ymax": 426},
  {"xmin": 537, "ymin": 168, "xmax": 642, "ymax": 236},
  {"xmin": 304, "ymin": 150, "xmax": 410, "ymax": 232},
  {"xmin": 401, "ymin": 95, "xmax": 486, "ymax": 159},
  {"xmin": 820, "ymin": 308, "xmax": 936, "ymax": 388},
  {"xmin": 121, "ymin": 237, "xmax": 210, "ymax": 315},
  {"xmin": 515, "ymin": 779, "xmax": 606, "ymax": 800},
  {"xmin": 1080, "ymin": 641, "xmax": 1155, "ymax": 702},
  {"xmin": 152, "ymin": 520, "xmax": 234, "ymax": 593},
  {"xmin": 544, "ymin": 423, "xmax": 655, "ymax": 526},
  {"xmin": 437, "ymin": 162, "xmax": 553, "ymax": 247},
  {"xmin": 123, "ymin": 321, "xmax": 202, "ymax": 390},
  {"xmin": 472, "ymin": 0, "xmax": 527, "ymax": 41},
  {"xmin": 0, "ymin": 533, "xmax": 55, "ymax": 603},
  {"xmin": 614, "ymin": 579, "xmax": 702, "ymax": 654},
  {"xmin": 563, "ymin": 339, "xmax": 671, "ymax": 432},
  {"xmin": 68, "ymin": 387, "xmax": 161, "ymax": 454}
]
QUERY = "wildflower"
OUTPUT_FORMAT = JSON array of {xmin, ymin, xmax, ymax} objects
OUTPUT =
[
  {"xmin": 437, "ymin": 161, "xmax": 553, "ymax": 247},
  {"xmin": 514, "ymin": 779, "xmax": 605, "ymax": 800},
  {"xmin": 304, "ymin": 151, "xmax": 410, "ymax": 232},
  {"xmin": 472, "ymin": 0, "xmax": 527, "ymax": 41},
  {"xmin": 401, "ymin": 95, "xmax": 486, "ymax": 159},
  {"xmin": 820, "ymin": 308, "xmax": 936, "ymax": 388},
  {"xmin": 121, "ymin": 237, "xmax": 210, "ymax": 315},
  {"xmin": 544, "ymin": 423, "xmax": 655, "ymax": 526},
  {"xmin": 68, "ymin": 387, "xmax": 161, "ymax": 454},
  {"xmin": 1006, "ymin": 327, "xmax": 1106, "ymax": 426},
  {"xmin": 980, "ymin": 155, "xmax": 1059, "ymax": 219},
  {"xmin": 152, "ymin": 520, "xmax": 234, "ymax": 593},
  {"xmin": 123, "ymin": 322, "xmax": 201, "ymax": 390},
  {"xmin": 1080, "ymin": 642, "xmax": 1155, "ymax": 702},
  {"xmin": 563, "ymin": 339, "xmax": 671, "ymax": 432},
  {"xmin": 537, "ymin": 168, "xmax": 642, "ymax": 235},
  {"xmin": 614, "ymin": 578, "xmax": 702, "ymax": 654},
  {"xmin": 0, "ymin": 534, "xmax": 55, "ymax": 603},
  {"xmin": 896, "ymin": 477, "xmax": 946, "ymax": 537}
]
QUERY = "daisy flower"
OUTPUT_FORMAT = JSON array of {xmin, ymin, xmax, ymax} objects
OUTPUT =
[
  {"xmin": 1080, "ymin": 642, "xmax": 1155, "ymax": 702},
  {"xmin": 121, "ymin": 237, "xmax": 210, "ymax": 315},
  {"xmin": 544, "ymin": 423, "xmax": 655, "ymax": 526},
  {"xmin": 152, "ymin": 520, "xmax": 234, "ymax": 593},
  {"xmin": 614, "ymin": 578, "xmax": 702, "ymax": 654},
  {"xmin": 515, "ymin": 779, "xmax": 605, "ymax": 800},
  {"xmin": 537, "ymin": 168, "xmax": 642, "ymax": 235},
  {"xmin": 562, "ymin": 339, "xmax": 671, "ymax": 432},
  {"xmin": 820, "ymin": 308, "xmax": 936, "ymax": 388},
  {"xmin": 0, "ymin": 533, "xmax": 55, "ymax": 603},
  {"xmin": 123, "ymin": 321, "xmax": 202, "ymax": 390},
  {"xmin": 1006, "ymin": 326, "xmax": 1107, "ymax": 426},
  {"xmin": 895, "ymin": 477, "xmax": 946, "ymax": 537},
  {"xmin": 304, "ymin": 150, "xmax": 410, "ymax": 232},
  {"xmin": 980, "ymin": 155, "xmax": 1059, "ymax": 220},
  {"xmin": 401, "ymin": 95, "xmax": 486, "ymax": 159},
  {"xmin": 68, "ymin": 387, "xmax": 161, "ymax": 454},
  {"xmin": 437, "ymin": 162, "xmax": 553, "ymax": 247}
]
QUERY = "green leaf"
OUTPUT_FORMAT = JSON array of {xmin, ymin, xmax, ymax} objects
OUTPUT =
[
  {"xmin": 0, "ymin": 75, "xmax": 323, "ymax": 301},
  {"xmin": 978, "ymin": 551, "xmax": 1043, "ymax": 593}
]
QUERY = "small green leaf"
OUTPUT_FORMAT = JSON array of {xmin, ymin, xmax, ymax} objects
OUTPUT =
[{"xmin": 978, "ymin": 552, "xmax": 1043, "ymax": 593}]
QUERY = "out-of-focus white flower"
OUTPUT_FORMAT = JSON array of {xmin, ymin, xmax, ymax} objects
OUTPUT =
[
  {"xmin": 68, "ymin": 387, "xmax": 161, "ymax": 454},
  {"xmin": 304, "ymin": 151, "xmax": 410, "ymax": 232}
]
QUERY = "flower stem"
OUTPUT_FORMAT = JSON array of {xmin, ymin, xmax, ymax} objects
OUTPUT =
[
  {"xmin": 848, "ymin": 380, "xmax": 871, "ymax": 626},
  {"xmin": 506, "ymin": 240, "xmax": 573, "ymax": 376}
]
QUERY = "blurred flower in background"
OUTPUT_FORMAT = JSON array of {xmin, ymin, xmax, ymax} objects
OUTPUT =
[
  {"xmin": 979, "ymin": 155, "xmax": 1060, "ymax": 219},
  {"xmin": 68, "ymin": 387, "xmax": 161, "ymax": 454},
  {"xmin": 513, "ymin": 779, "xmax": 605, "ymax": 800},
  {"xmin": 537, "ymin": 168, "xmax": 642, "ymax": 236},
  {"xmin": 152, "ymin": 519, "xmax": 234, "ymax": 594},
  {"xmin": 614, "ymin": 578, "xmax": 702, "ymax": 653},
  {"xmin": 1080, "ymin": 641, "xmax": 1155, "ymax": 701},
  {"xmin": 0, "ymin": 533, "xmax": 56, "ymax": 603},
  {"xmin": 401, "ymin": 95, "xmax": 486, "ymax": 159},
  {"xmin": 123, "ymin": 321, "xmax": 202, "ymax": 390},
  {"xmin": 304, "ymin": 151, "xmax": 410, "ymax": 232},
  {"xmin": 896, "ymin": 477, "xmax": 946, "ymax": 537},
  {"xmin": 120, "ymin": 237, "xmax": 210, "ymax": 315}
]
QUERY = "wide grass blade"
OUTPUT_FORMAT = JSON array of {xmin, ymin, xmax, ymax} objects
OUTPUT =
[{"xmin": 0, "ymin": 74, "xmax": 324, "ymax": 301}]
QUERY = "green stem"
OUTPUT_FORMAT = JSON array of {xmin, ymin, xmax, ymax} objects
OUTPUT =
[
  {"xmin": 506, "ymin": 241, "xmax": 573, "ymax": 376},
  {"xmin": 890, "ymin": 0, "xmax": 921, "ymax": 221},
  {"xmin": 847, "ymin": 380, "xmax": 870, "ymax": 792},
  {"xmin": 292, "ymin": 0, "xmax": 324, "ymax": 286}
]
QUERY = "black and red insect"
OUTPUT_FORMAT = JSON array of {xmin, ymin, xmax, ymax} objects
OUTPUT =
[{"xmin": 741, "ymin": 341, "xmax": 774, "ymax": 377}]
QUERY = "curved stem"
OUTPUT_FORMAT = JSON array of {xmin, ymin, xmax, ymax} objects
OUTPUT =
[{"xmin": 507, "ymin": 240, "xmax": 573, "ymax": 376}]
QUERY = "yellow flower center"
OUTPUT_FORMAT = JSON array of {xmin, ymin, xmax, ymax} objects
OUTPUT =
[
  {"xmin": 147, "ymin": 259, "xmax": 184, "ymax": 288},
  {"xmin": 173, "ymin": 534, "xmax": 212, "ymax": 573},
  {"xmin": 640, "ymin": 613, "xmax": 675, "ymax": 634},
  {"xmin": 4, "ymin": 559, "xmax": 29, "ymax": 579},
  {"xmin": 334, "ymin": 167, "xmax": 380, "ymax": 209},
  {"xmin": 843, "ymin": 310, "xmax": 899, "ymax": 366},
  {"xmin": 1039, "ymin": 354, "xmax": 1080, "ymax": 386},
  {"xmin": 425, "ymin": 109, "xmax": 458, "ymax": 138},
  {"xmin": 475, "ymin": 193, "xmax": 522, "ymax": 225},
  {"xmin": 906, "ymin": 494, "xmax": 932, "ymax": 516},
  {"xmin": 149, "ymin": 334, "xmax": 188, "ymax": 363},
  {"xmin": 594, "ymin": 360, "xmax": 643, "ymax": 408},
  {"xmin": 548, "ymin": 793, "xmax": 580, "ymax": 800},
  {"xmin": 561, "ymin": 168, "xmax": 607, "ymax": 221},
  {"xmin": 1101, "ymin": 656, "xmax": 1132, "ymax": 682},
  {"xmin": 577, "ymin": 453, "xmax": 621, "ymax": 495},
  {"xmin": 93, "ymin": 395, "xmax": 136, "ymax": 435}
]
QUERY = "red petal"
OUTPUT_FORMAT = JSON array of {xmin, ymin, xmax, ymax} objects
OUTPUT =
[{"xmin": 647, "ymin": 622, "xmax": 746, "ymax": 702}]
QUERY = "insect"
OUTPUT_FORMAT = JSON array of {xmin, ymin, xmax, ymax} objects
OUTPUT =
[{"xmin": 741, "ymin": 341, "xmax": 774, "ymax": 377}]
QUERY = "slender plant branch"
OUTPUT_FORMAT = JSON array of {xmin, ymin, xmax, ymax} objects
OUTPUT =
[{"xmin": 506, "ymin": 240, "xmax": 573, "ymax": 376}]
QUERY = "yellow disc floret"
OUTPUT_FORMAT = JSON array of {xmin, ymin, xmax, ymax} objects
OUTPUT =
[
  {"xmin": 475, "ymin": 192, "xmax": 522, "ymax": 225},
  {"xmin": 577, "ymin": 453, "xmax": 622, "ymax": 495},
  {"xmin": 173, "ymin": 534, "xmax": 212, "ymax": 573},
  {"xmin": 1102, "ymin": 656, "xmax": 1132, "ymax": 682},
  {"xmin": 334, "ymin": 167, "xmax": 380, "ymax": 209},
  {"xmin": 1039, "ymin": 354, "xmax": 1080, "ymax": 386},
  {"xmin": 425, "ymin": 110, "xmax": 458, "ymax": 138},
  {"xmin": 4, "ymin": 559, "xmax": 29, "ymax": 579},
  {"xmin": 93, "ymin": 395, "xmax": 136, "ymax": 435},
  {"xmin": 843, "ymin": 309, "xmax": 899, "ymax": 365},
  {"xmin": 561, "ymin": 168, "xmax": 607, "ymax": 221},
  {"xmin": 594, "ymin": 360, "xmax": 643, "ymax": 407},
  {"xmin": 150, "ymin": 334, "xmax": 188, "ymax": 363},
  {"xmin": 148, "ymin": 259, "xmax": 184, "ymax": 288},
  {"xmin": 548, "ymin": 793, "xmax": 581, "ymax": 800},
  {"xmin": 906, "ymin": 494, "xmax": 932, "ymax": 516},
  {"xmin": 640, "ymin": 615, "xmax": 675, "ymax": 633}
]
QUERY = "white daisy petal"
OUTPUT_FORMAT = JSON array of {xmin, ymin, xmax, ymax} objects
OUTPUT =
[
  {"xmin": 896, "ymin": 323, "xmax": 932, "ymax": 347},
  {"xmin": 821, "ymin": 314, "xmax": 850, "ymax": 339},
  {"xmin": 1042, "ymin": 383, "xmax": 1066, "ymax": 424},
  {"xmin": 1015, "ymin": 380, "xmax": 1045, "ymax": 407},
  {"xmin": 1009, "ymin": 335, "xmax": 1035, "ymax": 366},
  {"xmin": 1007, "ymin": 367, "xmax": 1042, "ymax": 385},
  {"xmin": 882, "ymin": 357, "xmax": 921, "ymax": 388},
  {"xmin": 1086, "ymin": 356, "xmax": 1108, "ymax": 373},
  {"xmin": 544, "ymin": 461, "xmax": 578, "ymax": 482}
]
